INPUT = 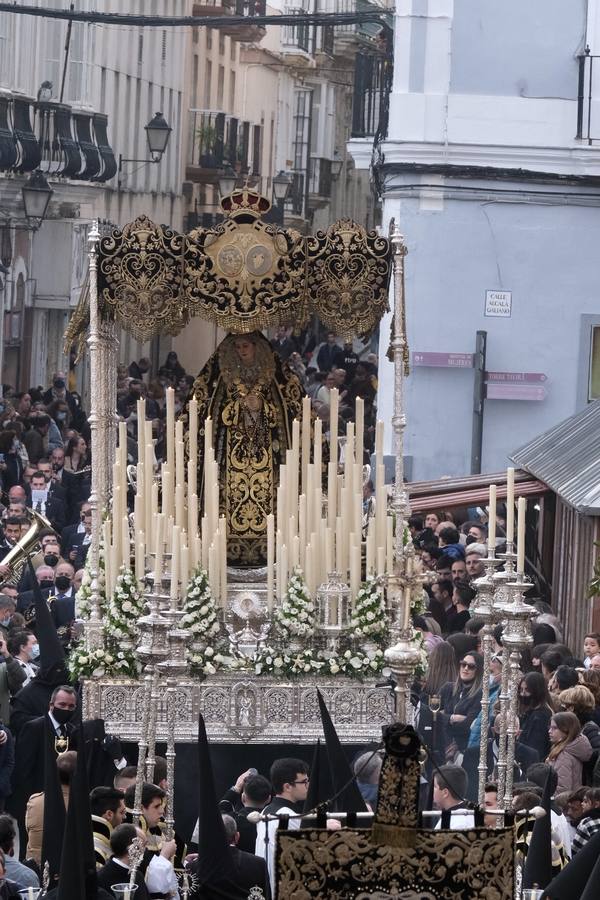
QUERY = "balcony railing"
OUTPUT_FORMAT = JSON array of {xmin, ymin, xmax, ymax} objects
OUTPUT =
[
  {"xmin": 282, "ymin": 8, "xmax": 312, "ymax": 55},
  {"xmin": 0, "ymin": 93, "xmax": 116, "ymax": 181},
  {"xmin": 351, "ymin": 51, "xmax": 392, "ymax": 139},
  {"xmin": 187, "ymin": 109, "xmax": 262, "ymax": 176}
]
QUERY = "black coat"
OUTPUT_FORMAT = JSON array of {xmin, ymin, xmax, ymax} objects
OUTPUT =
[
  {"xmin": 97, "ymin": 859, "xmax": 149, "ymax": 900},
  {"xmin": 439, "ymin": 680, "xmax": 483, "ymax": 752},
  {"xmin": 190, "ymin": 846, "xmax": 271, "ymax": 900},
  {"xmin": 518, "ymin": 706, "xmax": 552, "ymax": 762}
]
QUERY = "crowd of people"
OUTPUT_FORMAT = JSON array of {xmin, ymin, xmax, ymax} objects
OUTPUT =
[{"xmin": 408, "ymin": 506, "xmax": 600, "ymax": 873}]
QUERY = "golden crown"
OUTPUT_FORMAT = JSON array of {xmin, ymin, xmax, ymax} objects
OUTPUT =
[{"xmin": 220, "ymin": 186, "xmax": 271, "ymax": 219}]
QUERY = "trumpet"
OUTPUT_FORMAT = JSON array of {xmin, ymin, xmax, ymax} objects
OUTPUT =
[{"xmin": 0, "ymin": 509, "xmax": 54, "ymax": 586}]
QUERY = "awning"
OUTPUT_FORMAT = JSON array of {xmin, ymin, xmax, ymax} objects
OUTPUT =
[{"xmin": 408, "ymin": 470, "xmax": 547, "ymax": 513}]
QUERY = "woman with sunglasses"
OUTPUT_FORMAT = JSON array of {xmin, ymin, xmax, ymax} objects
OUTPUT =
[
  {"xmin": 439, "ymin": 652, "xmax": 483, "ymax": 763},
  {"xmin": 546, "ymin": 711, "xmax": 593, "ymax": 793},
  {"xmin": 518, "ymin": 671, "xmax": 553, "ymax": 762}
]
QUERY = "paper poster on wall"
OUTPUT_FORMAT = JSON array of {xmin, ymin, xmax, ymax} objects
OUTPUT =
[{"xmin": 485, "ymin": 290, "xmax": 512, "ymax": 318}]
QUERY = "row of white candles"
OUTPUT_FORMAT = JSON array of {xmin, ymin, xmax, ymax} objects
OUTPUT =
[
  {"xmin": 269, "ymin": 390, "xmax": 394, "ymax": 610},
  {"xmin": 106, "ymin": 388, "xmax": 228, "ymax": 604},
  {"xmin": 487, "ymin": 466, "xmax": 527, "ymax": 574}
]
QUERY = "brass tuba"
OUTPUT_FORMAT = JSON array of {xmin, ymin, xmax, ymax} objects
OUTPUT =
[{"xmin": 0, "ymin": 509, "xmax": 54, "ymax": 586}]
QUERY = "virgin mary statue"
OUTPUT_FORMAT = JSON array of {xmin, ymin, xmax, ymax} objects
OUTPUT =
[{"xmin": 183, "ymin": 331, "xmax": 303, "ymax": 567}]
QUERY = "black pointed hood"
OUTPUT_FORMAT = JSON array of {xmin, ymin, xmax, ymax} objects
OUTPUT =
[
  {"xmin": 41, "ymin": 717, "xmax": 67, "ymax": 886},
  {"xmin": 523, "ymin": 772, "xmax": 553, "ymax": 889},
  {"xmin": 56, "ymin": 725, "xmax": 97, "ymax": 900},
  {"xmin": 542, "ymin": 829, "xmax": 600, "ymax": 899},
  {"xmin": 580, "ymin": 851, "xmax": 600, "ymax": 900},
  {"xmin": 316, "ymin": 689, "xmax": 367, "ymax": 813},
  {"xmin": 195, "ymin": 713, "xmax": 233, "ymax": 885},
  {"xmin": 303, "ymin": 738, "xmax": 328, "ymax": 814}
]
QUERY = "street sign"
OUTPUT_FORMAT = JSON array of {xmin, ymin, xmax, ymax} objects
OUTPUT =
[
  {"xmin": 485, "ymin": 371, "xmax": 547, "ymax": 384},
  {"xmin": 485, "ymin": 290, "xmax": 512, "ymax": 318},
  {"xmin": 413, "ymin": 351, "xmax": 475, "ymax": 368},
  {"xmin": 486, "ymin": 383, "xmax": 547, "ymax": 401}
]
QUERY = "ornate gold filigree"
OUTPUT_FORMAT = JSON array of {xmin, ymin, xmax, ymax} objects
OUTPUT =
[
  {"xmin": 97, "ymin": 215, "xmax": 190, "ymax": 343},
  {"xmin": 277, "ymin": 828, "xmax": 515, "ymax": 899},
  {"xmin": 69, "ymin": 193, "xmax": 392, "ymax": 347},
  {"xmin": 305, "ymin": 219, "xmax": 391, "ymax": 341}
]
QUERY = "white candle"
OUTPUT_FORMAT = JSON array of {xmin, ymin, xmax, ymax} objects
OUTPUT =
[
  {"xmin": 488, "ymin": 483, "xmax": 497, "ymax": 551},
  {"xmin": 329, "ymin": 388, "xmax": 339, "ymax": 468},
  {"xmin": 275, "ymin": 528, "xmax": 282, "ymax": 599},
  {"xmin": 376, "ymin": 545, "xmax": 385, "ymax": 577},
  {"xmin": 517, "ymin": 496, "xmax": 526, "ymax": 574},
  {"xmin": 506, "ymin": 466, "xmax": 515, "ymax": 546},
  {"xmin": 327, "ymin": 461, "xmax": 337, "ymax": 529},
  {"xmin": 375, "ymin": 464, "xmax": 386, "ymax": 554},
  {"xmin": 298, "ymin": 494, "xmax": 307, "ymax": 570},
  {"xmin": 118, "ymin": 420, "xmax": 128, "ymax": 474},
  {"xmin": 180, "ymin": 544, "xmax": 189, "ymax": 591},
  {"xmin": 161, "ymin": 466, "xmax": 173, "ymax": 522},
  {"xmin": 335, "ymin": 516, "xmax": 344, "ymax": 576},
  {"xmin": 349, "ymin": 534, "xmax": 360, "ymax": 605},
  {"xmin": 166, "ymin": 386, "xmax": 175, "ymax": 471},
  {"xmin": 201, "ymin": 515, "xmax": 209, "ymax": 570},
  {"xmin": 170, "ymin": 526, "xmax": 180, "ymax": 601},
  {"xmin": 208, "ymin": 543, "xmax": 216, "ymax": 598},
  {"xmin": 102, "ymin": 519, "xmax": 112, "ymax": 597},
  {"xmin": 301, "ymin": 396, "xmax": 311, "ymax": 494},
  {"xmin": 314, "ymin": 417, "xmax": 322, "ymax": 482},
  {"xmin": 325, "ymin": 527, "xmax": 333, "ymax": 575},
  {"xmin": 154, "ymin": 513, "xmax": 164, "ymax": 585},
  {"xmin": 188, "ymin": 493, "xmax": 199, "ymax": 546},
  {"xmin": 219, "ymin": 516, "xmax": 227, "ymax": 606},
  {"xmin": 366, "ymin": 523, "xmax": 375, "ymax": 574},
  {"xmin": 175, "ymin": 419, "xmax": 185, "ymax": 489},
  {"xmin": 266, "ymin": 514, "xmax": 275, "ymax": 611},
  {"xmin": 280, "ymin": 544, "xmax": 288, "ymax": 597},
  {"xmin": 137, "ymin": 397, "xmax": 145, "ymax": 452},
  {"xmin": 175, "ymin": 484, "xmax": 185, "ymax": 530},
  {"xmin": 292, "ymin": 534, "xmax": 300, "ymax": 570},
  {"xmin": 189, "ymin": 397, "xmax": 198, "ymax": 498},
  {"xmin": 121, "ymin": 514, "xmax": 130, "ymax": 572},
  {"xmin": 355, "ymin": 397, "xmax": 364, "ymax": 467},
  {"xmin": 145, "ymin": 440, "xmax": 154, "ymax": 542},
  {"xmin": 136, "ymin": 532, "xmax": 145, "ymax": 582}
]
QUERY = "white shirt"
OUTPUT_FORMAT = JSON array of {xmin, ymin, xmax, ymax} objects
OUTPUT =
[
  {"xmin": 16, "ymin": 658, "xmax": 38, "ymax": 686},
  {"xmin": 255, "ymin": 803, "xmax": 302, "ymax": 896},
  {"xmin": 551, "ymin": 808, "xmax": 572, "ymax": 857},
  {"xmin": 434, "ymin": 808, "xmax": 475, "ymax": 830},
  {"xmin": 146, "ymin": 854, "xmax": 179, "ymax": 897}
]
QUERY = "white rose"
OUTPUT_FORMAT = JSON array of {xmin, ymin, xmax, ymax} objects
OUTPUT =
[
  {"xmin": 205, "ymin": 646, "xmax": 214, "ymax": 657},
  {"xmin": 330, "ymin": 663, "xmax": 340, "ymax": 674},
  {"xmin": 350, "ymin": 657, "xmax": 362, "ymax": 669}
]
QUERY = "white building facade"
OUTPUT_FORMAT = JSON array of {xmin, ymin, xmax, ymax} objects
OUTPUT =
[
  {"xmin": 0, "ymin": 0, "xmax": 189, "ymax": 389},
  {"xmin": 355, "ymin": 0, "xmax": 600, "ymax": 480}
]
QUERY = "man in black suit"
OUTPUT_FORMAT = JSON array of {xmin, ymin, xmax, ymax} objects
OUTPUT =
[
  {"xmin": 97, "ymin": 823, "xmax": 149, "ymax": 899},
  {"xmin": 47, "ymin": 562, "xmax": 77, "ymax": 629},
  {"xmin": 28, "ymin": 472, "xmax": 66, "ymax": 534},
  {"xmin": 60, "ymin": 501, "xmax": 90, "ymax": 560},
  {"xmin": 190, "ymin": 814, "xmax": 271, "ymax": 899}
]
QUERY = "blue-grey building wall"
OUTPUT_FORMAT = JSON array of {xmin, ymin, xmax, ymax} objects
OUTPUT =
[{"xmin": 386, "ymin": 187, "xmax": 600, "ymax": 480}]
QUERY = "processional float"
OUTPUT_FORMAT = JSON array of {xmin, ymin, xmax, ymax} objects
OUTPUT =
[{"xmin": 64, "ymin": 184, "xmax": 537, "ymax": 888}]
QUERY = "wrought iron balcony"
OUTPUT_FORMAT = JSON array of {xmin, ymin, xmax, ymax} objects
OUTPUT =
[
  {"xmin": 351, "ymin": 50, "xmax": 392, "ymax": 139},
  {"xmin": 281, "ymin": 8, "xmax": 314, "ymax": 63},
  {"xmin": 0, "ymin": 93, "xmax": 116, "ymax": 182},
  {"xmin": 333, "ymin": 0, "xmax": 392, "ymax": 58},
  {"xmin": 186, "ymin": 109, "xmax": 262, "ymax": 183}
]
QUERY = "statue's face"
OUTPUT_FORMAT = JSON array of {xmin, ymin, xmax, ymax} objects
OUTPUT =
[{"xmin": 234, "ymin": 338, "xmax": 256, "ymax": 365}]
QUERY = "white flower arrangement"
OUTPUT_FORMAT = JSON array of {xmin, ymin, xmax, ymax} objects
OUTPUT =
[
  {"xmin": 75, "ymin": 530, "xmax": 107, "ymax": 620},
  {"xmin": 275, "ymin": 568, "xmax": 315, "ymax": 639},
  {"xmin": 181, "ymin": 567, "xmax": 220, "ymax": 650},
  {"xmin": 68, "ymin": 646, "xmax": 137, "ymax": 680},
  {"xmin": 252, "ymin": 645, "xmax": 385, "ymax": 680},
  {"xmin": 105, "ymin": 567, "xmax": 146, "ymax": 648},
  {"xmin": 412, "ymin": 628, "xmax": 429, "ymax": 678},
  {"xmin": 350, "ymin": 576, "xmax": 388, "ymax": 642}
]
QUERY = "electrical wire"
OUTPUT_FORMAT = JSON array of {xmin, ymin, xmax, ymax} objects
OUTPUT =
[{"xmin": 0, "ymin": 3, "xmax": 389, "ymax": 29}]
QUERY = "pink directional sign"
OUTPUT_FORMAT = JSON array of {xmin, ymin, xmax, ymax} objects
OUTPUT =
[
  {"xmin": 413, "ymin": 351, "xmax": 474, "ymax": 368},
  {"xmin": 486, "ymin": 383, "xmax": 547, "ymax": 401},
  {"xmin": 486, "ymin": 371, "xmax": 547, "ymax": 383}
]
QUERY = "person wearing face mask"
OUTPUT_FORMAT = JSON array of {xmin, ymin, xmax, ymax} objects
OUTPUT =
[
  {"xmin": 0, "ymin": 626, "xmax": 25, "ymax": 723},
  {"xmin": 42, "ymin": 371, "xmax": 77, "ymax": 416},
  {"xmin": 48, "ymin": 563, "xmax": 76, "ymax": 630},
  {"xmin": 518, "ymin": 671, "xmax": 554, "ymax": 762},
  {"xmin": 0, "ymin": 430, "xmax": 24, "ymax": 495},
  {"xmin": 16, "ymin": 565, "xmax": 56, "ymax": 619},
  {"xmin": 7, "ymin": 631, "xmax": 38, "ymax": 687}
]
